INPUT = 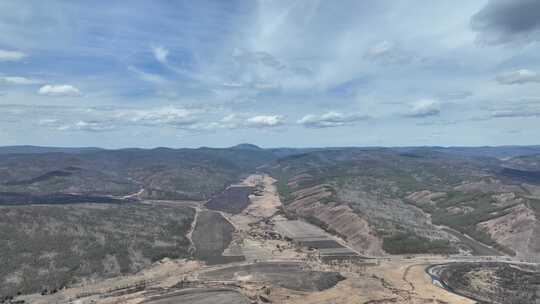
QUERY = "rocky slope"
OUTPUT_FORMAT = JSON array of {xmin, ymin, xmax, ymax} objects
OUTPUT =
[
  {"xmin": 285, "ymin": 184, "xmax": 383, "ymax": 255},
  {"xmin": 266, "ymin": 148, "xmax": 540, "ymax": 258},
  {"xmin": 478, "ymin": 203, "xmax": 540, "ymax": 260}
]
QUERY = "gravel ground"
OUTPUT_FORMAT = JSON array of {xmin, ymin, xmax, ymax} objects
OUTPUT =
[
  {"xmin": 143, "ymin": 288, "xmax": 250, "ymax": 304},
  {"xmin": 200, "ymin": 262, "xmax": 345, "ymax": 292}
]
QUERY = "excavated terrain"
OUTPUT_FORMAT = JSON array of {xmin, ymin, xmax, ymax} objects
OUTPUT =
[
  {"xmin": 142, "ymin": 288, "xmax": 250, "ymax": 304},
  {"xmin": 5, "ymin": 172, "xmax": 540, "ymax": 304},
  {"xmin": 271, "ymin": 149, "xmax": 540, "ymax": 259},
  {"xmin": 199, "ymin": 262, "xmax": 345, "ymax": 292},
  {"xmin": 285, "ymin": 184, "xmax": 384, "ymax": 255}
]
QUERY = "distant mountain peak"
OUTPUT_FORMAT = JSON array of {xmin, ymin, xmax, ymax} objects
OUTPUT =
[{"xmin": 230, "ymin": 143, "xmax": 263, "ymax": 150}]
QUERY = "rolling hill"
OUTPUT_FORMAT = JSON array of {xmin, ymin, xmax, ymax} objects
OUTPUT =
[{"xmin": 1, "ymin": 144, "xmax": 540, "ymax": 298}]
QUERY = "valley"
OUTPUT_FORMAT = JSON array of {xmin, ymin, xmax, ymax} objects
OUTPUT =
[
  {"xmin": 3, "ymin": 1, "xmax": 540, "ymax": 302},
  {"xmin": 1, "ymin": 145, "xmax": 540, "ymax": 303}
]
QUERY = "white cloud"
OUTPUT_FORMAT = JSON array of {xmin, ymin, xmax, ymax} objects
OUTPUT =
[
  {"xmin": 152, "ymin": 46, "xmax": 169, "ymax": 64},
  {"xmin": 71, "ymin": 120, "xmax": 115, "ymax": 132},
  {"xmin": 298, "ymin": 111, "xmax": 370, "ymax": 128},
  {"xmin": 35, "ymin": 106, "xmax": 202, "ymax": 132},
  {"xmin": 29, "ymin": 105, "xmax": 209, "ymax": 132},
  {"xmin": 0, "ymin": 49, "xmax": 26, "ymax": 61},
  {"xmin": 187, "ymin": 113, "xmax": 286, "ymax": 131},
  {"xmin": 245, "ymin": 115, "xmax": 285, "ymax": 127},
  {"xmin": 1, "ymin": 2, "xmax": 539, "ymax": 147},
  {"xmin": 38, "ymin": 84, "xmax": 81, "ymax": 96},
  {"xmin": 406, "ymin": 99, "xmax": 441, "ymax": 118},
  {"xmin": 123, "ymin": 106, "xmax": 199, "ymax": 127},
  {"xmin": 1, "ymin": 76, "xmax": 42, "ymax": 85},
  {"xmin": 38, "ymin": 118, "xmax": 113, "ymax": 132},
  {"xmin": 495, "ymin": 69, "xmax": 540, "ymax": 85}
]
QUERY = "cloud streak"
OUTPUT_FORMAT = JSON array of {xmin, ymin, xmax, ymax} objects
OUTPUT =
[
  {"xmin": 38, "ymin": 84, "xmax": 81, "ymax": 96},
  {"xmin": 405, "ymin": 99, "xmax": 441, "ymax": 118},
  {"xmin": 298, "ymin": 112, "xmax": 370, "ymax": 128},
  {"xmin": 0, "ymin": 76, "xmax": 42, "ymax": 85},
  {"xmin": 495, "ymin": 69, "xmax": 540, "ymax": 85},
  {"xmin": 0, "ymin": 49, "xmax": 26, "ymax": 61},
  {"xmin": 123, "ymin": 106, "xmax": 200, "ymax": 127},
  {"xmin": 245, "ymin": 115, "xmax": 285, "ymax": 128},
  {"xmin": 4, "ymin": 104, "xmax": 291, "ymax": 134}
]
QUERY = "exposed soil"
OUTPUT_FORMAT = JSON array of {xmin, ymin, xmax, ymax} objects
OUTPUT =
[
  {"xmin": 142, "ymin": 288, "xmax": 250, "ymax": 304},
  {"xmin": 200, "ymin": 262, "xmax": 345, "ymax": 292},
  {"xmin": 286, "ymin": 191, "xmax": 383, "ymax": 255},
  {"xmin": 9, "ymin": 174, "xmax": 536, "ymax": 304}
]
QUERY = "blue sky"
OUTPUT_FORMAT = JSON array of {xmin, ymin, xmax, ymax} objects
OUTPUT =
[{"xmin": 1, "ymin": 0, "xmax": 539, "ymax": 148}]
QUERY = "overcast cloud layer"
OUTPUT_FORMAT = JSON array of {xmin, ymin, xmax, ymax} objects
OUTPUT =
[{"xmin": 0, "ymin": 0, "xmax": 539, "ymax": 148}]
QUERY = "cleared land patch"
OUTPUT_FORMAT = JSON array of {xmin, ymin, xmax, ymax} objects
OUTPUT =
[
  {"xmin": 200, "ymin": 262, "xmax": 345, "ymax": 292},
  {"xmin": 143, "ymin": 288, "xmax": 250, "ymax": 304},
  {"xmin": 274, "ymin": 218, "xmax": 361, "ymax": 261},
  {"xmin": 205, "ymin": 186, "xmax": 254, "ymax": 214},
  {"xmin": 191, "ymin": 210, "xmax": 244, "ymax": 264}
]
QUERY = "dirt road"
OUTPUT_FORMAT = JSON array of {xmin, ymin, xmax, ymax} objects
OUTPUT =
[{"xmin": 15, "ymin": 174, "xmax": 533, "ymax": 304}]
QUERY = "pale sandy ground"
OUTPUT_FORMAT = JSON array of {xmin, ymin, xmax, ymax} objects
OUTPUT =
[
  {"xmin": 278, "ymin": 258, "xmax": 475, "ymax": 304},
  {"xmin": 18, "ymin": 174, "xmax": 478, "ymax": 304},
  {"xmin": 233, "ymin": 174, "xmax": 282, "ymax": 225},
  {"xmin": 226, "ymin": 174, "xmax": 307, "ymax": 261},
  {"xmin": 366, "ymin": 260, "xmax": 474, "ymax": 304},
  {"xmin": 233, "ymin": 175, "xmax": 476, "ymax": 303}
]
